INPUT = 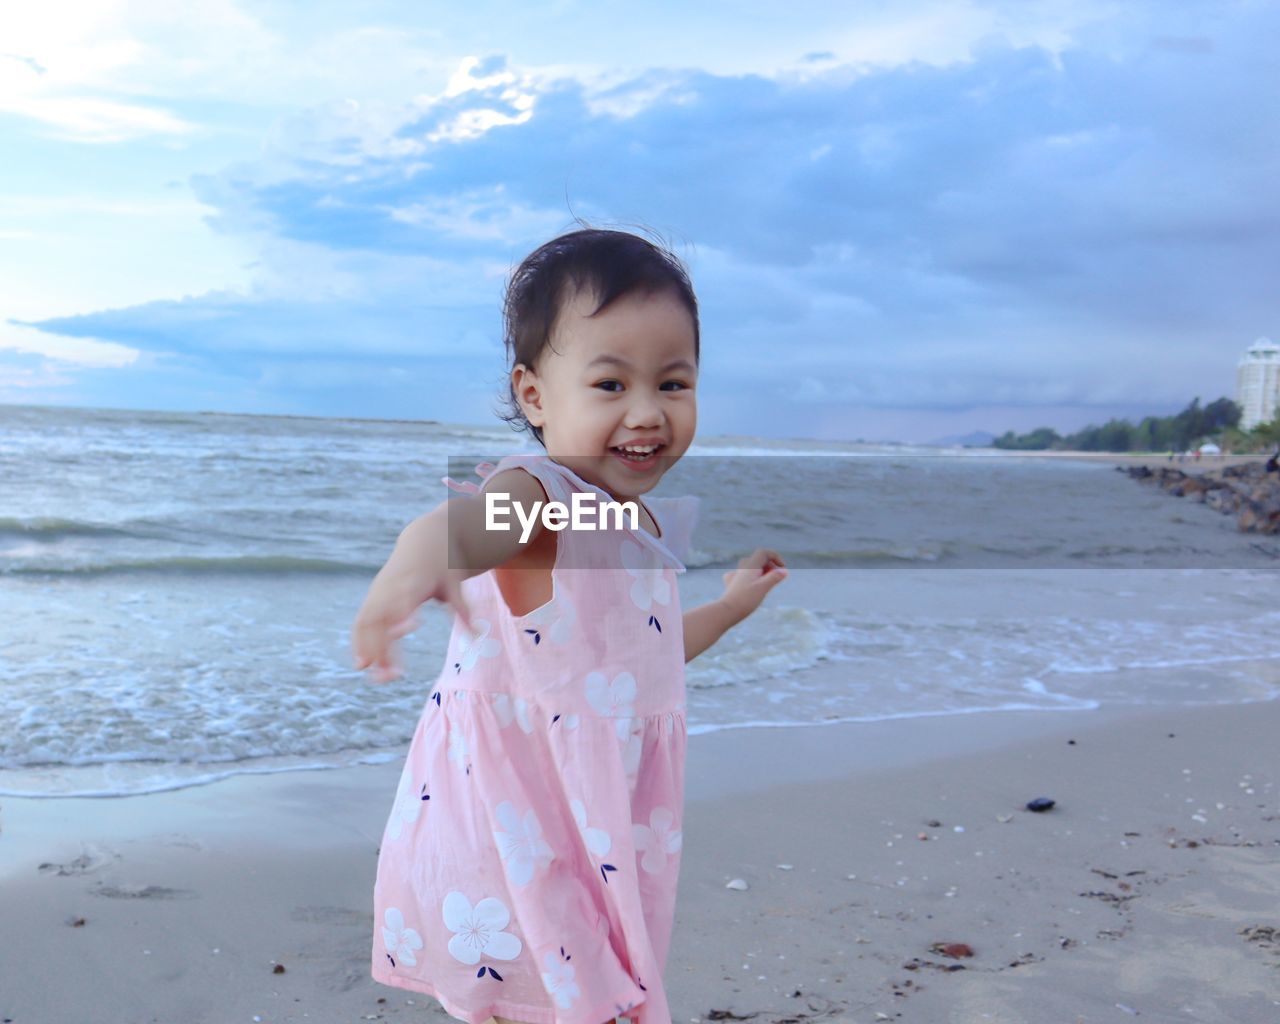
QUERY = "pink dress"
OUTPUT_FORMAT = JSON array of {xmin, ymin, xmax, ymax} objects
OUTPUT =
[{"xmin": 371, "ymin": 453, "xmax": 699, "ymax": 1024}]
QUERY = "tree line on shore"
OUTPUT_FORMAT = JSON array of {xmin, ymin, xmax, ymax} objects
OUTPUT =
[{"xmin": 993, "ymin": 398, "xmax": 1280, "ymax": 453}]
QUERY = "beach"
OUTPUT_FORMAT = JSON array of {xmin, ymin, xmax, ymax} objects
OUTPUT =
[
  {"xmin": 3, "ymin": 696, "xmax": 1277, "ymax": 1024},
  {"xmin": 4, "ymin": 407, "xmax": 1280, "ymax": 1023}
]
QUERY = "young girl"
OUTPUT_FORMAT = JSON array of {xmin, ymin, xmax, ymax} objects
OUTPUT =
[{"xmin": 351, "ymin": 228, "xmax": 787, "ymax": 1024}]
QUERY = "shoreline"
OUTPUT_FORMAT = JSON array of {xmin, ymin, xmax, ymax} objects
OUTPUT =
[
  {"xmin": 0, "ymin": 699, "xmax": 1109, "ymax": 804},
  {"xmin": 2, "ymin": 697, "xmax": 1277, "ymax": 1022},
  {"xmin": 1013, "ymin": 450, "xmax": 1264, "ymax": 473},
  {"xmin": 0, "ymin": 702, "xmax": 1111, "ymax": 876}
]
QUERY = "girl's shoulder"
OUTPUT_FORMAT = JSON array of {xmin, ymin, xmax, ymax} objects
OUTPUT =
[
  {"xmin": 442, "ymin": 453, "xmax": 569, "ymax": 504},
  {"xmin": 442, "ymin": 453, "xmax": 700, "ymax": 569}
]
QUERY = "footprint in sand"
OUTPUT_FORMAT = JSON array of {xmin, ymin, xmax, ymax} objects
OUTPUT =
[
  {"xmin": 290, "ymin": 905, "xmax": 373, "ymax": 927},
  {"xmin": 91, "ymin": 882, "xmax": 197, "ymax": 900},
  {"xmin": 37, "ymin": 843, "xmax": 121, "ymax": 876}
]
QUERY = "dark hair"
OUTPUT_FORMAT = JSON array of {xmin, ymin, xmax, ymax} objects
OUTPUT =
[{"xmin": 498, "ymin": 228, "xmax": 700, "ymax": 447}]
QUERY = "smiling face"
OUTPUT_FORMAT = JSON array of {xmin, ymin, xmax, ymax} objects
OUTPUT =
[{"xmin": 511, "ymin": 284, "xmax": 698, "ymax": 500}]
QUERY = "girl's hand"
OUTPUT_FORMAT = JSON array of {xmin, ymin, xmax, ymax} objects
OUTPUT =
[
  {"xmin": 720, "ymin": 548, "xmax": 788, "ymax": 624},
  {"xmin": 351, "ymin": 527, "xmax": 475, "ymax": 685},
  {"xmin": 352, "ymin": 470, "xmax": 555, "ymax": 684}
]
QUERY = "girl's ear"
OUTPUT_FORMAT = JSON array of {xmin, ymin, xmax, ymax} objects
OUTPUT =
[{"xmin": 511, "ymin": 364, "xmax": 545, "ymax": 429}]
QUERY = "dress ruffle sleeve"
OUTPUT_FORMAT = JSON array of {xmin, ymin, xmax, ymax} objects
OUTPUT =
[{"xmin": 645, "ymin": 495, "xmax": 700, "ymax": 567}]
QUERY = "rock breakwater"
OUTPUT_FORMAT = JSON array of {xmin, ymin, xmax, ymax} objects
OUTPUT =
[{"xmin": 1120, "ymin": 460, "xmax": 1280, "ymax": 534}]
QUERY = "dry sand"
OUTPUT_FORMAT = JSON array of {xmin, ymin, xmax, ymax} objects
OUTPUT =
[{"xmin": 2, "ymin": 699, "xmax": 1277, "ymax": 1024}]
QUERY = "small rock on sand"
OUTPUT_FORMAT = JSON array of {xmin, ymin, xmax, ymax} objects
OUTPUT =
[{"xmin": 931, "ymin": 942, "xmax": 975, "ymax": 958}]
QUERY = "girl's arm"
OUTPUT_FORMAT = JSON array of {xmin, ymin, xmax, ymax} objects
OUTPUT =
[
  {"xmin": 683, "ymin": 598, "xmax": 743, "ymax": 662},
  {"xmin": 683, "ymin": 548, "xmax": 787, "ymax": 663},
  {"xmin": 352, "ymin": 467, "xmax": 549, "ymax": 681}
]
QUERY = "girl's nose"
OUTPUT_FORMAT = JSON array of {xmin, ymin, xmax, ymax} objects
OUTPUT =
[{"xmin": 624, "ymin": 393, "xmax": 663, "ymax": 428}]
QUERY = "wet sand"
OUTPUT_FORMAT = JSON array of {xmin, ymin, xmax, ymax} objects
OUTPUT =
[{"xmin": 2, "ymin": 697, "xmax": 1277, "ymax": 1024}]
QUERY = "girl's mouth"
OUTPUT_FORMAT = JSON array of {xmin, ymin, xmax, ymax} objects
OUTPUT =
[{"xmin": 609, "ymin": 443, "xmax": 665, "ymax": 470}]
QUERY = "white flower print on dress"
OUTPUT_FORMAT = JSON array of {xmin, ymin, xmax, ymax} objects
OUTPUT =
[
  {"xmin": 621, "ymin": 718, "xmax": 644, "ymax": 781},
  {"xmin": 493, "ymin": 800, "xmax": 555, "ymax": 885},
  {"xmin": 570, "ymin": 798, "xmax": 612, "ymax": 857},
  {"xmin": 620, "ymin": 538, "xmax": 671, "ymax": 613},
  {"xmin": 541, "ymin": 950, "xmax": 582, "ymax": 1009},
  {"xmin": 386, "ymin": 768, "xmax": 426, "ymax": 842},
  {"xmin": 381, "ymin": 907, "xmax": 424, "ymax": 968},
  {"xmin": 447, "ymin": 722, "xmax": 469, "ymax": 767},
  {"xmin": 442, "ymin": 891, "xmax": 522, "ymax": 965},
  {"xmin": 632, "ymin": 806, "xmax": 683, "ymax": 875},
  {"xmin": 454, "ymin": 618, "xmax": 500, "ymax": 672},
  {"xmin": 492, "ymin": 693, "xmax": 534, "ymax": 733},
  {"xmin": 585, "ymin": 670, "xmax": 636, "ymax": 740},
  {"xmin": 521, "ymin": 589, "xmax": 577, "ymax": 645}
]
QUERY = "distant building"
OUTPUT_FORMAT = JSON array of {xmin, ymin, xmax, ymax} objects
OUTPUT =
[{"xmin": 1237, "ymin": 337, "xmax": 1280, "ymax": 429}]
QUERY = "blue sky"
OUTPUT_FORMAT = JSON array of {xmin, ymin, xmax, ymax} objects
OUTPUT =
[{"xmin": 1, "ymin": 0, "xmax": 1276, "ymax": 443}]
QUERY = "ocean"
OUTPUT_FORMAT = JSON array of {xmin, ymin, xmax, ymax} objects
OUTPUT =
[{"xmin": 3, "ymin": 403, "xmax": 1277, "ymax": 797}]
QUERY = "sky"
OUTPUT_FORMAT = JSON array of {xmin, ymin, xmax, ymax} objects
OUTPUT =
[{"xmin": 1, "ymin": 0, "xmax": 1276, "ymax": 443}]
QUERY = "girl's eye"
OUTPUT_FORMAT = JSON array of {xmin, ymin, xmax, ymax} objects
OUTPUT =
[{"xmin": 595, "ymin": 379, "xmax": 693, "ymax": 393}]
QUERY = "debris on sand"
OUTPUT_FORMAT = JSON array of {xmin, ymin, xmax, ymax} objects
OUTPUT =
[
  {"xmin": 1240, "ymin": 925, "xmax": 1279, "ymax": 954},
  {"xmin": 930, "ymin": 942, "xmax": 975, "ymax": 959}
]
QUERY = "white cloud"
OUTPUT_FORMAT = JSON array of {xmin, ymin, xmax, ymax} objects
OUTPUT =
[
  {"xmin": 0, "ymin": 1, "xmax": 1111, "ymax": 145},
  {"xmin": 0, "ymin": 360, "xmax": 78, "ymax": 397},
  {"xmin": 5, "ymin": 0, "xmax": 1274, "ymax": 440},
  {"xmin": 0, "ymin": 193, "xmax": 214, "ymax": 219},
  {"xmin": 386, "ymin": 187, "xmax": 565, "ymax": 242},
  {"xmin": 20, "ymin": 95, "xmax": 192, "ymax": 143},
  {"xmin": 0, "ymin": 320, "xmax": 139, "ymax": 367},
  {"xmin": 0, "ymin": 3, "xmax": 194, "ymax": 141},
  {"xmin": 0, "ymin": 2, "xmax": 457, "ymax": 142},
  {"xmin": 0, "ymin": 189, "xmax": 255, "ymax": 332}
]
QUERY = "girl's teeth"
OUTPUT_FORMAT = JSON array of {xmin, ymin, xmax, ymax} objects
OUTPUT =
[{"xmin": 614, "ymin": 445, "xmax": 659, "ymax": 460}]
